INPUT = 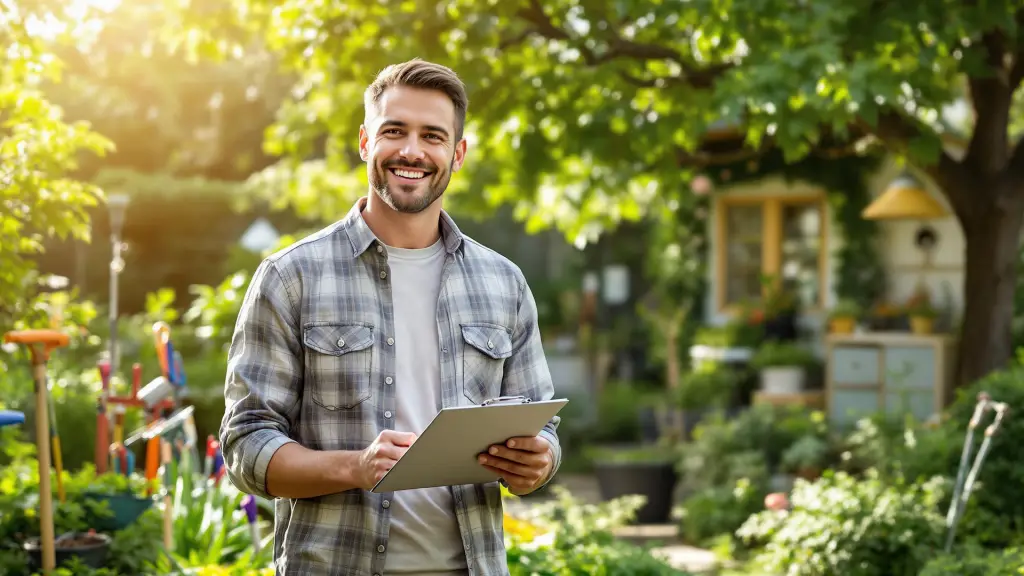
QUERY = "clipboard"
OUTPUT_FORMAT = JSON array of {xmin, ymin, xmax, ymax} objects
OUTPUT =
[{"xmin": 370, "ymin": 395, "xmax": 568, "ymax": 493}]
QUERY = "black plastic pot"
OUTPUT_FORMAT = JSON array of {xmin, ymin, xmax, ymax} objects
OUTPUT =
[
  {"xmin": 593, "ymin": 459, "xmax": 679, "ymax": 524},
  {"xmin": 24, "ymin": 532, "xmax": 112, "ymax": 571}
]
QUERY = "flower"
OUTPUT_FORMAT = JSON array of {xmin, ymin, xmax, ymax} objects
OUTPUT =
[{"xmin": 765, "ymin": 492, "xmax": 789, "ymax": 511}]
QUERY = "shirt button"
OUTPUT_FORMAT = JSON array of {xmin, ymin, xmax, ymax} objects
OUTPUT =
[
  {"xmin": 377, "ymin": 544, "xmax": 386, "ymax": 553},
  {"xmin": 387, "ymin": 337, "xmax": 395, "ymax": 346},
  {"xmin": 487, "ymin": 340, "xmax": 494, "ymax": 349},
  {"xmin": 376, "ymin": 245, "xmax": 383, "ymax": 254},
  {"xmin": 337, "ymin": 338, "xmax": 345, "ymax": 348},
  {"xmin": 379, "ymin": 270, "xmax": 387, "ymax": 279},
  {"xmin": 385, "ymin": 376, "xmax": 393, "ymax": 385},
  {"xmin": 384, "ymin": 410, "xmax": 392, "ymax": 418},
  {"xmin": 382, "ymin": 499, "xmax": 390, "ymax": 508}
]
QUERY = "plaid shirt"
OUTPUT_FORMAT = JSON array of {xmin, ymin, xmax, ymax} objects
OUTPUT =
[{"xmin": 220, "ymin": 198, "xmax": 562, "ymax": 576}]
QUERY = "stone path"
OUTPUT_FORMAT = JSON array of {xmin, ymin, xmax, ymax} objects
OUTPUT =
[{"xmin": 506, "ymin": 474, "xmax": 722, "ymax": 574}]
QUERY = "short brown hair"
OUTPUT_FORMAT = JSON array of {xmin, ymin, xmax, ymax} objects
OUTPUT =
[{"xmin": 364, "ymin": 59, "xmax": 469, "ymax": 141}]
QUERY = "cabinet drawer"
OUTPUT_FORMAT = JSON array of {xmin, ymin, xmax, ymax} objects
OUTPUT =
[
  {"xmin": 830, "ymin": 388, "xmax": 880, "ymax": 428},
  {"xmin": 884, "ymin": 346, "xmax": 935, "ymax": 390},
  {"xmin": 830, "ymin": 347, "xmax": 880, "ymax": 385}
]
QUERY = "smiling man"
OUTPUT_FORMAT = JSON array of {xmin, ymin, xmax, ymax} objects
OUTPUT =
[{"xmin": 219, "ymin": 59, "xmax": 562, "ymax": 576}]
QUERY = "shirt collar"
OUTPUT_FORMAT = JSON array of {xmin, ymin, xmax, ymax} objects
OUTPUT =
[{"xmin": 343, "ymin": 196, "xmax": 464, "ymax": 257}]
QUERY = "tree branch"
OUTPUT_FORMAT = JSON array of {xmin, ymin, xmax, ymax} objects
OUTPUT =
[{"xmin": 516, "ymin": 0, "xmax": 731, "ymax": 89}]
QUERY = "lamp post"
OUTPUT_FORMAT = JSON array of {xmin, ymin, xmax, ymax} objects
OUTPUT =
[{"xmin": 107, "ymin": 194, "xmax": 130, "ymax": 380}]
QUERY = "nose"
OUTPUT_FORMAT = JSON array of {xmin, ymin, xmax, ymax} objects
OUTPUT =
[{"xmin": 398, "ymin": 134, "xmax": 425, "ymax": 161}]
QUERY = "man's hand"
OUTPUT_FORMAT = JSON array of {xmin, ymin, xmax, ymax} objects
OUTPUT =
[
  {"xmin": 478, "ymin": 436, "xmax": 553, "ymax": 495},
  {"xmin": 354, "ymin": 430, "xmax": 417, "ymax": 490}
]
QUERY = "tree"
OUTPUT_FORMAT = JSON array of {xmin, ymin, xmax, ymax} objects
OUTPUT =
[
  {"xmin": 0, "ymin": 1, "xmax": 112, "ymax": 330},
  {"xmin": 171, "ymin": 0, "xmax": 1024, "ymax": 387}
]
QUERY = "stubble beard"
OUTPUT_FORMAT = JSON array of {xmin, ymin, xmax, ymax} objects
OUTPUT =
[{"xmin": 370, "ymin": 158, "xmax": 453, "ymax": 214}]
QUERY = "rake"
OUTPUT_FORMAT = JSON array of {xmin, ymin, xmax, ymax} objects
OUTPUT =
[{"xmin": 943, "ymin": 391, "xmax": 1010, "ymax": 553}]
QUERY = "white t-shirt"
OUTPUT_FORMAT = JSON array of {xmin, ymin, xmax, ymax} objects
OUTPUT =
[{"xmin": 383, "ymin": 238, "xmax": 468, "ymax": 575}]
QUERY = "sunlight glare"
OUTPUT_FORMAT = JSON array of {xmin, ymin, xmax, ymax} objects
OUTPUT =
[{"xmin": 23, "ymin": 0, "xmax": 122, "ymax": 41}]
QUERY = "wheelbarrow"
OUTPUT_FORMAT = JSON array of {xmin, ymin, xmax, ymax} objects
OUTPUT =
[{"xmin": 3, "ymin": 328, "xmax": 70, "ymax": 573}]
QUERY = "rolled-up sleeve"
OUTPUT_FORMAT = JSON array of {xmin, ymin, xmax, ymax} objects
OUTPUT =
[
  {"xmin": 220, "ymin": 257, "xmax": 302, "ymax": 499},
  {"xmin": 501, "ymin": 274, "xmax": 562, "ymax": 485}
]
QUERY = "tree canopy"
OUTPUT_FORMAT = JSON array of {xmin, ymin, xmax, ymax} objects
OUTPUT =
[
  {"xmin": 164, "ymin": 0, "xmax": 1024, "ymax": 242},
  {"xmin": 0, "ymin": 1, "xmax": 112, "ymax": 328}
]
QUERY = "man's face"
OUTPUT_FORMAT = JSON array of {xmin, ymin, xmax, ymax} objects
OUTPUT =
[{"xmin": 359, "ymin": 85, "xmax": 466, "ymax": 214}]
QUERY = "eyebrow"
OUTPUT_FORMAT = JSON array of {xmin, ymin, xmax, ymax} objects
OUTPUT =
[{"xmin": 379, "ymin": 119, "xmax": 450, "ymax": 139}]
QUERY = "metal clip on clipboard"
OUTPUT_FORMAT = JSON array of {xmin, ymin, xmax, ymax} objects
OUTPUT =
[{"xmin": 480, "ymin": 395, "xmax": 533, "ymax": 406}]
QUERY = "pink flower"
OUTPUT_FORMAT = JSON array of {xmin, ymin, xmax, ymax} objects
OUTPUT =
[
  {"xmin": 765, "ymin": 492, "xmax": 789, "ymax": 511},
  {"xmin": 691, "ymin": 175, "xmax": 712, "ymax": 195}
]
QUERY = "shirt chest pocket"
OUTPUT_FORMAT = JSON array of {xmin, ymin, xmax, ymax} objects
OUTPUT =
[
  {"xmin": 460, "ymin": 323, "xmax": 513, "ymax": 405},
  {"xmin": 303, "ymin": 323, "xmax": 374, "ymax": 410}
]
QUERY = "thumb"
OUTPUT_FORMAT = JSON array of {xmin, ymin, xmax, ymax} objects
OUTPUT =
[{"xmin": 383, "ymin": 430, "xmax": 417, "ymax": 446}]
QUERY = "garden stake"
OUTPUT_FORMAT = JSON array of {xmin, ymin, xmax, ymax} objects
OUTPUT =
[
  {"xmin": 3, "ymin": 328, "xmax": 71, "ymax": 574},
  {"xmin": 45, "ymin": 376, "xmax": 66, "ymax": 503},
  {"xmin": 943, "ymin": 392, "xmax": 1009, "ymax": 553}
]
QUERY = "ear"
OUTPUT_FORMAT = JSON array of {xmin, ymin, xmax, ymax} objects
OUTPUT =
[
  {"xmin": 358, "ymin": 125, "xmax": 370, "ymax": 162},
  {"xmin": 451, "ymin": 137, "xmax": 468, "ymax": 173}
]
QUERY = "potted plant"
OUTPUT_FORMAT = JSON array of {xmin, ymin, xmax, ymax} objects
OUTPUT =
[
  {"xmin": 750, "ymin": 341, "xmax": 816, "ymax": 394},
  {"xmin": 760, "ymin": 275, "xmax": 799, "ymax": 341},
  {"xmin": 780, "ymin": 434, "xmax": 830, "ymax": 480},
  {"xmin": 906, "ymin": 299, "xmax": 938, "ymax": 335},
  {"xmin": 24, "ymin": 530, "xmax": 113, "ymax": 570},
  {"xmin": 827, "ymin": 299, "xmax": 861, "ymax": 334},
  {"xmin": 81, "ymin": 471, "xmax": 156, "ymax": 532},
  {"xmin": 588, "ymin": 443, "xmax": 679, "ymax": 525},
  {"xmin": 661, "ymin": 368, "xmax": 740, "ymax": 441}
]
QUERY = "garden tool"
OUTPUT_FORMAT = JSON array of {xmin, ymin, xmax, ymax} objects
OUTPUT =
[
  {"xmin": 45, "ymin": 376, "xmax": 66, "ymax": 503},
  {"xmin": 3, "ymin": 328, "xmax": 71, "ymax": 573},
  {"xmin": 943, "ymin": 392, "xmax": 1009, "ymax": 552}
]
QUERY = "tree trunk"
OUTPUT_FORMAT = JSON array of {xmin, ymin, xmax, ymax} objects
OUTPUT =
[{"xmin": 955, "ymin": 188, "xmax": 1024, "ymax": 388}]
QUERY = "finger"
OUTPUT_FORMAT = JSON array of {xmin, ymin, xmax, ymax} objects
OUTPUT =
[
  {"xmin": 480, "ymin": 464, "xmax": 528, "ymax": 484},
  {"xmin": 505, "ymin": 436, "xmax": 550, "ymax": 453},
  {"xmin": 485, "ymin": 444, "xmax": 544, "ymax": 466},
  {"xmin": 478, "ymin": 453, "xmax": 536, "ymax": 479},
  {"xmin": 375, "ymin": 444, "xmax": 406, "ymax": 462}
]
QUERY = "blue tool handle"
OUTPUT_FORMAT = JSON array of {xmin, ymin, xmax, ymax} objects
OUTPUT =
[{"xmin": 126, "ymin": 450, "xmax": 135, "ymax": 476}]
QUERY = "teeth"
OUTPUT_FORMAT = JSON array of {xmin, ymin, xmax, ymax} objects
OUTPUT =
[{"xmin": 393, "ymin": 169, "xmax": 426, "ymax": 179}]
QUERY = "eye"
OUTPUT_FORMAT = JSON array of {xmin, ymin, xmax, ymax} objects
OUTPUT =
[
  {"xmin": 424, "ymin": 133, "xmax": 443, "ymax": 141},
  {"xmin": 383, "ymin": 128, "xmax": 402, "ymax": 136}
]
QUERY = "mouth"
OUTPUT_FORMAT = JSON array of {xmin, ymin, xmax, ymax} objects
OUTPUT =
[{"xmin": 387, "ymin": 166, "xmax": 433, "ymax": 183}]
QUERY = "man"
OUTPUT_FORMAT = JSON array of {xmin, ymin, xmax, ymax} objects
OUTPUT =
[{"xmin": 220, "ymin": 59, "xmax": 562, "ymax": 576}]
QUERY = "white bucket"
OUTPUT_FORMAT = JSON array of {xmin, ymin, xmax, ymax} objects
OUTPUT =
[{"xmin": 760, "ymin": 367, "xmax": 805, "ymax": 395}]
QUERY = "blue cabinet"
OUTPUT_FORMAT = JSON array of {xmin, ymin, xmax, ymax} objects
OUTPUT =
[{"xmin": 825, "ymin": 333, "xmax": 956, "ymax": 429}]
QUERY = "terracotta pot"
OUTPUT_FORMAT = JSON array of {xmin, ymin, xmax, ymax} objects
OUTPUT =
[
  {"xmin": 910, "ymin": 316, "xmax": 934, "ymax": 335},
  {"xmin": 829, "ymin": 317, "xmax": 856, "ymax": 334}
]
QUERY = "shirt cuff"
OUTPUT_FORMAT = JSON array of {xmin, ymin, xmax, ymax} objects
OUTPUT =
[
  {"xmin": 537, "ymin": 429, "xmax": 561, "ymax": 486},
  {"xmin": 253, "ymin": 433, "xmax": 297, "ymax": 498}
]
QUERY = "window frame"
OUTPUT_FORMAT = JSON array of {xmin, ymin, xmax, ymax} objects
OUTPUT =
[{"xmin": 714, "ymin": 193, "xmax": 829, "ymax": 312}]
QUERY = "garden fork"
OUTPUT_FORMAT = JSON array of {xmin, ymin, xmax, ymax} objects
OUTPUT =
[{"xmin": 944, "ymin": 391, "xmax": 1009, "ymax": 552}]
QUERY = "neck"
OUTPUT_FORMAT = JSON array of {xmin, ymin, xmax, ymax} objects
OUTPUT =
[{"xmin": 361, "ymin": 192, "xmax": 443, "ymax": 249}]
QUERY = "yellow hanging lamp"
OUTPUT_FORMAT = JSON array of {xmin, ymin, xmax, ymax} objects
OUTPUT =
[{"xmin": 862, "ymin": 172, "xmax": 949, "ymax": 220}]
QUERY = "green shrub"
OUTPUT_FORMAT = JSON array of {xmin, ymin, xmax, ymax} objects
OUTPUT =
[
  {"xmin": 737, "ymin": 469, "xmax": 947, "ymax": 576},
  {"xmin": 679, "ymin": 478, "xmax": 763, "ymax": 547},
  {"xmin": 505, "ymin": 487, "xmax": 692, "ymax": 576},
  {"xmin": 918, "ymin": 545, "xmax": 1024, "ymax": 576}
]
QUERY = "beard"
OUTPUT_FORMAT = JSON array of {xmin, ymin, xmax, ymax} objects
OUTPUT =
[{"xmin": 370, "ymin": 156, "xmax": 453, "ymax": 214}]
